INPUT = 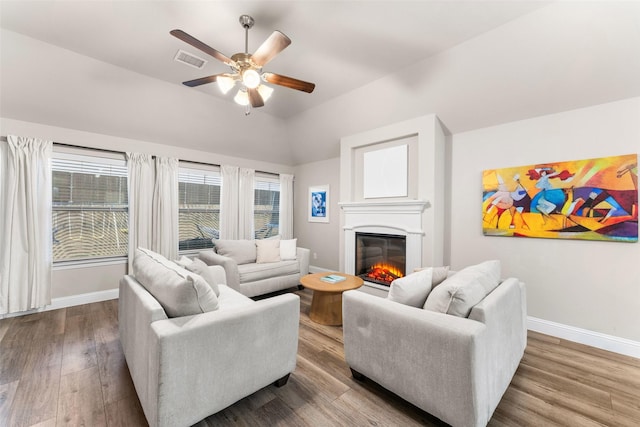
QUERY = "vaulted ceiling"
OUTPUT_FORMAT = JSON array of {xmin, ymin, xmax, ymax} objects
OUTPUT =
[{"xmin": 1, "ymin": 1, "xmax": 639, "ymax": 166}]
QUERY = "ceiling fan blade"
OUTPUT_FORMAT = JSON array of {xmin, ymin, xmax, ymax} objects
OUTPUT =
[
  {"xmin": 263, "ymin": 72, "xmax": 315, "ymax": 93},
  {"xmin": 251, "ymin": 31, "xmax": 291, "ymax": 67},
  {"xmin": 247, "ymin": 88, "xmax": 264, "ymax": 108},
  {"xmin": 170, "ymin": 29, "xmax": 235, "ymax": 66},
  {"xmin": 182, "ymin": 74, "xmax": 226, "ymax": 87}
]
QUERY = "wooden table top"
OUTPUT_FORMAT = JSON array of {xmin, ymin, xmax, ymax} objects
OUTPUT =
[{"xmin": 301, "ymin": 272, "xmax": 364, "ymax": 293}]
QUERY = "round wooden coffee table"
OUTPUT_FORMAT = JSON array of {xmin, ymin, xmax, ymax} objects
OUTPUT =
[{"xmin": 301, "ymin": 272, "xmax": 364, "ymax": 326}]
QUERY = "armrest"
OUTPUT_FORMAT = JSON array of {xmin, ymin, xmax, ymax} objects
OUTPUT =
[
  {"xmin": 198, "ymin": 250, "xmax": 240, "ymax": 291},
  {"xmin": 296, "ymin": 247, "xmax": 310, "ymax": 275},
  {"xmin": 342, "ymin": 290, "xmax": 487, "ymax": 425},
  {"xmin": 148, "ymin": 293, "xmax": 300, "ymax": 427},
  {"xmin": 469, "ymin": 278, "xmax": 527, "ymax": 411}
]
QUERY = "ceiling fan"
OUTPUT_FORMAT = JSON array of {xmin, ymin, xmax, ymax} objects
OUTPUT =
[{"xmin": 171, "ymin": 15, "xmax": 315, "ymax": 114}]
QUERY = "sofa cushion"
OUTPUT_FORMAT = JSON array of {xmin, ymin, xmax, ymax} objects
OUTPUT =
[
  {"xmin": 280, "ymin": 238, "xmax": 298, "ymax": 260},
  {"xmin": 216, "ymin": 284, "xmax": 254, "ymax": 311},
  {"xmin": 423, "ymin": 260, "xmax": 501, "ymax": 317},
  {"xmin": 133, "ymin": 248, "xmax": 219, "ymax": 317},
  {"xmin": 185, "ymin": 258, "xmax": 221, "ymax": 296},
  {"xmin": 238, "ymin": 260, "xmax": 300, "ymax": 283},
  {"xmin": 214, "ymin": 239, "xmax": 256, "ymax": 264},
  {"xmin": 256, "ymin": 238, "xmax": 281, "ymax": 263},
  {"xmin": 387, "ymin": 268, "xmax": 434, "ymax": 308}
]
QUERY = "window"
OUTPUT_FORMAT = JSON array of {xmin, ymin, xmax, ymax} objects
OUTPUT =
[
  {"xmin": 178, "ymin": 164, "xmax": 221, "ymax": 251},
  {"xmin": 254, "ymin": 173, "xmax": 280, "ymax": 239},
  {"xmin": 52, "ymin": 151, "xmax": 128, "ymax": 262}
]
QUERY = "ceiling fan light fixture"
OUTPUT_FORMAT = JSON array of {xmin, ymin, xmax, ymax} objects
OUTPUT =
[
  {"xmin": 217, "ymin": 75, "xmax": 235, "ymax": 94},
  {"xmin": 242, "ymin": 69, "xmax": 261, "ymax": 89},
  {"xmin": 234, "ymin": 88, "xmax": 250, "ymax": 106},
  {"xmin": 258, "ymin": 84, "xmax": 274, "ymax": 102}
]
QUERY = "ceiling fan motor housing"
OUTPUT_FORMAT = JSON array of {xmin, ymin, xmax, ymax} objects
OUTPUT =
[{"xmin": 239, "ymin": 15, "xmax": 255, "ymax": 30}]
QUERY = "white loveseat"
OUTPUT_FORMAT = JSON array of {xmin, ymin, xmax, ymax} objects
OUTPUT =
[
  {"xmin": 343, "ymin": 261, "xmax": 527, "ymax": 427},
  {"xmin": 198, "ymin": 238, "xmax": 310, "ymax": 297},
  {"xmin": 119, "ymin": 248, "xmax": 300, "ymax": 427}
]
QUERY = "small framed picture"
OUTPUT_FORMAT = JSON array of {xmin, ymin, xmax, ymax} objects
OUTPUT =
[{"xmin": 308, "ymin": 185, "xmax": 329, "ymax": 223}]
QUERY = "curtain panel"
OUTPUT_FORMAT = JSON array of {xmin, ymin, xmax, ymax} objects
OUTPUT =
[
  {"xmin": 152, "ymin": 156, "xmax": 178, "ymax": 260},
  {"xmin": 238, "ymin": 168, "xmax": 255, "ymax": 240},
  {"xmin": 279, "ymin": 174, "xmax": 294, "ymax": 239},
  {"xmin": 220, "ymin": 165, "xmax": 239, "ymax": 239},
  {"xmin": 126, "ymin": 152, "xmax": 154, "ymax": 272},
  {"xmin": 0, "ymin": 135, "xmax": 53, "ymax": 314}
]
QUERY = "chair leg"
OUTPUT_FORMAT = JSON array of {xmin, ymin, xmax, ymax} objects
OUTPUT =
[
  {"xmin": 274, "ymin": 373, "xmax": 290, "ymax": 387},
  {"xmin": 350, "ymin": 368, "xmax": 365, "ymax": 381}
]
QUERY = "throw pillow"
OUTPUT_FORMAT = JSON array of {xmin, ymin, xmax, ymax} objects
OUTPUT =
[
  {"xmin": 387, "ymin": 268, "xmax": 434, "ymax": 308},
  {"xmin": 414, "ymin": 265, "xmax": 450, "ymax": 287},
  {"xmin": 256, "ymin": 238, "xmax": 281, "ymax": 263},
  {"xmin": 185, "ymin": 258, "xmax": 221, "ymax": 296},
  {"xmin": 423, "ymin": 260, "xmax": 501, "ymax": 317},
  {"xmin": 133, "ymin": 248, "xmax": 219, "ymax": 317},
  {"xmin": 174, "ymin": 255, "xmax": 193, "ymax": 268},
  {"xmin": 280, "ymin": 238, "xmax": 297, "ymax": 260},
  {"xmin": 213, "ymin": 239, "xmax": 257, "ymax": 264}
]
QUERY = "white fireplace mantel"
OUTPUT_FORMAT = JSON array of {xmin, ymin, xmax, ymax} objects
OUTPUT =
[{"xmin": 340, "ymin": 200, "xmax": 428, "ymax": 278}]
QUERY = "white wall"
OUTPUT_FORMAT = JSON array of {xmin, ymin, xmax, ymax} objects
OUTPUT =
[
  {"xmin": 1, "ymin": 117, "xmax": 295, "ymax": 301},
  {"xmin": 449, "ymin": 97, "xmax": 640, "ymax": 342},
  {"xmin": 293, "ymin": 157, "xmax": 341, "ymax": 270},
  {"xmin": 285, "ymin": 1, "xmax": 640, "ymax": 166}
]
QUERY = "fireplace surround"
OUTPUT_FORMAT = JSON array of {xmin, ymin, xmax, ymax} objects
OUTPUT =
[
  {"xmin": 340, "ymin": 200, "xmax": 428, "ymax": 290},
  {"xmin": 339, "ymin": 114, "xmax": 446, "ymax": 292}
]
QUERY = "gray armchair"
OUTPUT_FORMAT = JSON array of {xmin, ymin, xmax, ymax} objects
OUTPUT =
[
  {"xmin": 342, "ymin": 277, "xmax": 527, "ymax": 427},
  {"xmin": 119, "ymin": 274, "xmax": 300, "ymax": 427}
]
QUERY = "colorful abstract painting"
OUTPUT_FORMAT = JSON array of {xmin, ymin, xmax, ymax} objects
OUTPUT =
[{"xmin": 482, "ymin": 154, "xmax": 638, "ymax": 242}]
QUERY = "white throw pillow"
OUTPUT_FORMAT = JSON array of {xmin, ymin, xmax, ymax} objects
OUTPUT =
[
  {"xmin": 174, "ymin": 255, "xmax": 193, "ymax": 268},
  {"xmin": 387, "ymin": 268, "xmax": 434, "ymax": 308},
  {"xmin": 423, "ymin": 260, "xmax": 501, "ymax": 317},
  {"xmin": 213, "ymin": 239, "xmax": 257, "ymax": 264},
  {"xmin": 280, "ymin": 238, "xmax": 297, "ymax": 260},
  {"xmin": 185, "ymin": 258, "xmax": 221, "ymax": 296},
  {"xmin": 256, "ymin": 238, "xmax": 281, "ymax": 263},
  {"xmin": 133, "ymin": 248, "xmax": 219, "ymax": 317},
  {"xmin": 414, "ymin": 265, "xmax": 450, "ymax": 287}
]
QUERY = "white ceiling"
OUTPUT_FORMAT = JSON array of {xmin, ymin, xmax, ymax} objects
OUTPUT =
[{"xmin": 1, "ymin": 1, "xmax": 639, "ymax": 166}]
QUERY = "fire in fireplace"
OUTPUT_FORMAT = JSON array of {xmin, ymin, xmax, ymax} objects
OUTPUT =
[{"xmin": 355, "ymin": 232, "xmax": 406, "ymax": 286}]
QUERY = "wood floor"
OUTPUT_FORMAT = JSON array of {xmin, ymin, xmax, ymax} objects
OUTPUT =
[{"xmin": 1, "ymin": 289, "xmax": 639, "ymax": 426}]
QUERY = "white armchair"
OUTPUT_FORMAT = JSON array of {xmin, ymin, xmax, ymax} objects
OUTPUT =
[
  {"xmin": 119, "ymin": 268, "xmax": 300, "ymax": 427},
  {"xmin": 343, "ymin": 276, "xmax": 526, "ymax": 427}
]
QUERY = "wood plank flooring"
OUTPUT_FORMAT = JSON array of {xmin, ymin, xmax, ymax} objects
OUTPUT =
[{"xmin": 1, "ymin": 289, "xmax": 638, "ymax": 426}]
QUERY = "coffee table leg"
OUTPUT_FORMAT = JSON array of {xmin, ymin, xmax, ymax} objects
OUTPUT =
[{"xmin": 309, "ymin": 291, "xmax": 344, "ymax": 326}]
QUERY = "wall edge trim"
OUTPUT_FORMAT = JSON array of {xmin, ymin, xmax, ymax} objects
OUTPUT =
[
  {"xmin": 0, "ymin": 288, "xmax": 119, "ymax": 319},
  {"xmin": 528, "ymin": 316, "xmax": 640, "ymax": 359}
]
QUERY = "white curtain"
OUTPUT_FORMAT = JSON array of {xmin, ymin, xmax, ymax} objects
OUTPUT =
[
  {"xmin": 279, "ymin": 173, "xmax": 294, "ymax": 239},
  {"xmin": 0, "ymin": 135, "xmax": 53, "ymax": 314},
  {"xmin": 238, "ymin": 168, "xmax": 255, "ymax": 240},
  {"xmin": 127, "ymin": 152, "xmax": 154, "ymax": 272},
  {"xmin": 152, "ymin": 156, "xmax": 178, "ymax": 260},
  {"xmin": 220, "ymin": 165, "xmax": 239, "ymax": 239}
]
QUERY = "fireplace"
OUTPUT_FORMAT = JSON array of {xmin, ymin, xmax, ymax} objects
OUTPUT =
[{"xmin": 355, "ymin": 232, "xmax": 406, "ymax": 286}]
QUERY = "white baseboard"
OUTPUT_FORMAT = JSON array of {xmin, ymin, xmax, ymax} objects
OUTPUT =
[
  {"xmin": 309, "ymin": 266, "xmax": 640, "ymax": 359},
  {"xmin": 528, "ymin": 316, "xmax": 640, "ymax": 359},
  {"xmin": 0, "ymin": 288, "xmax": 119, "ymax": 319}
]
